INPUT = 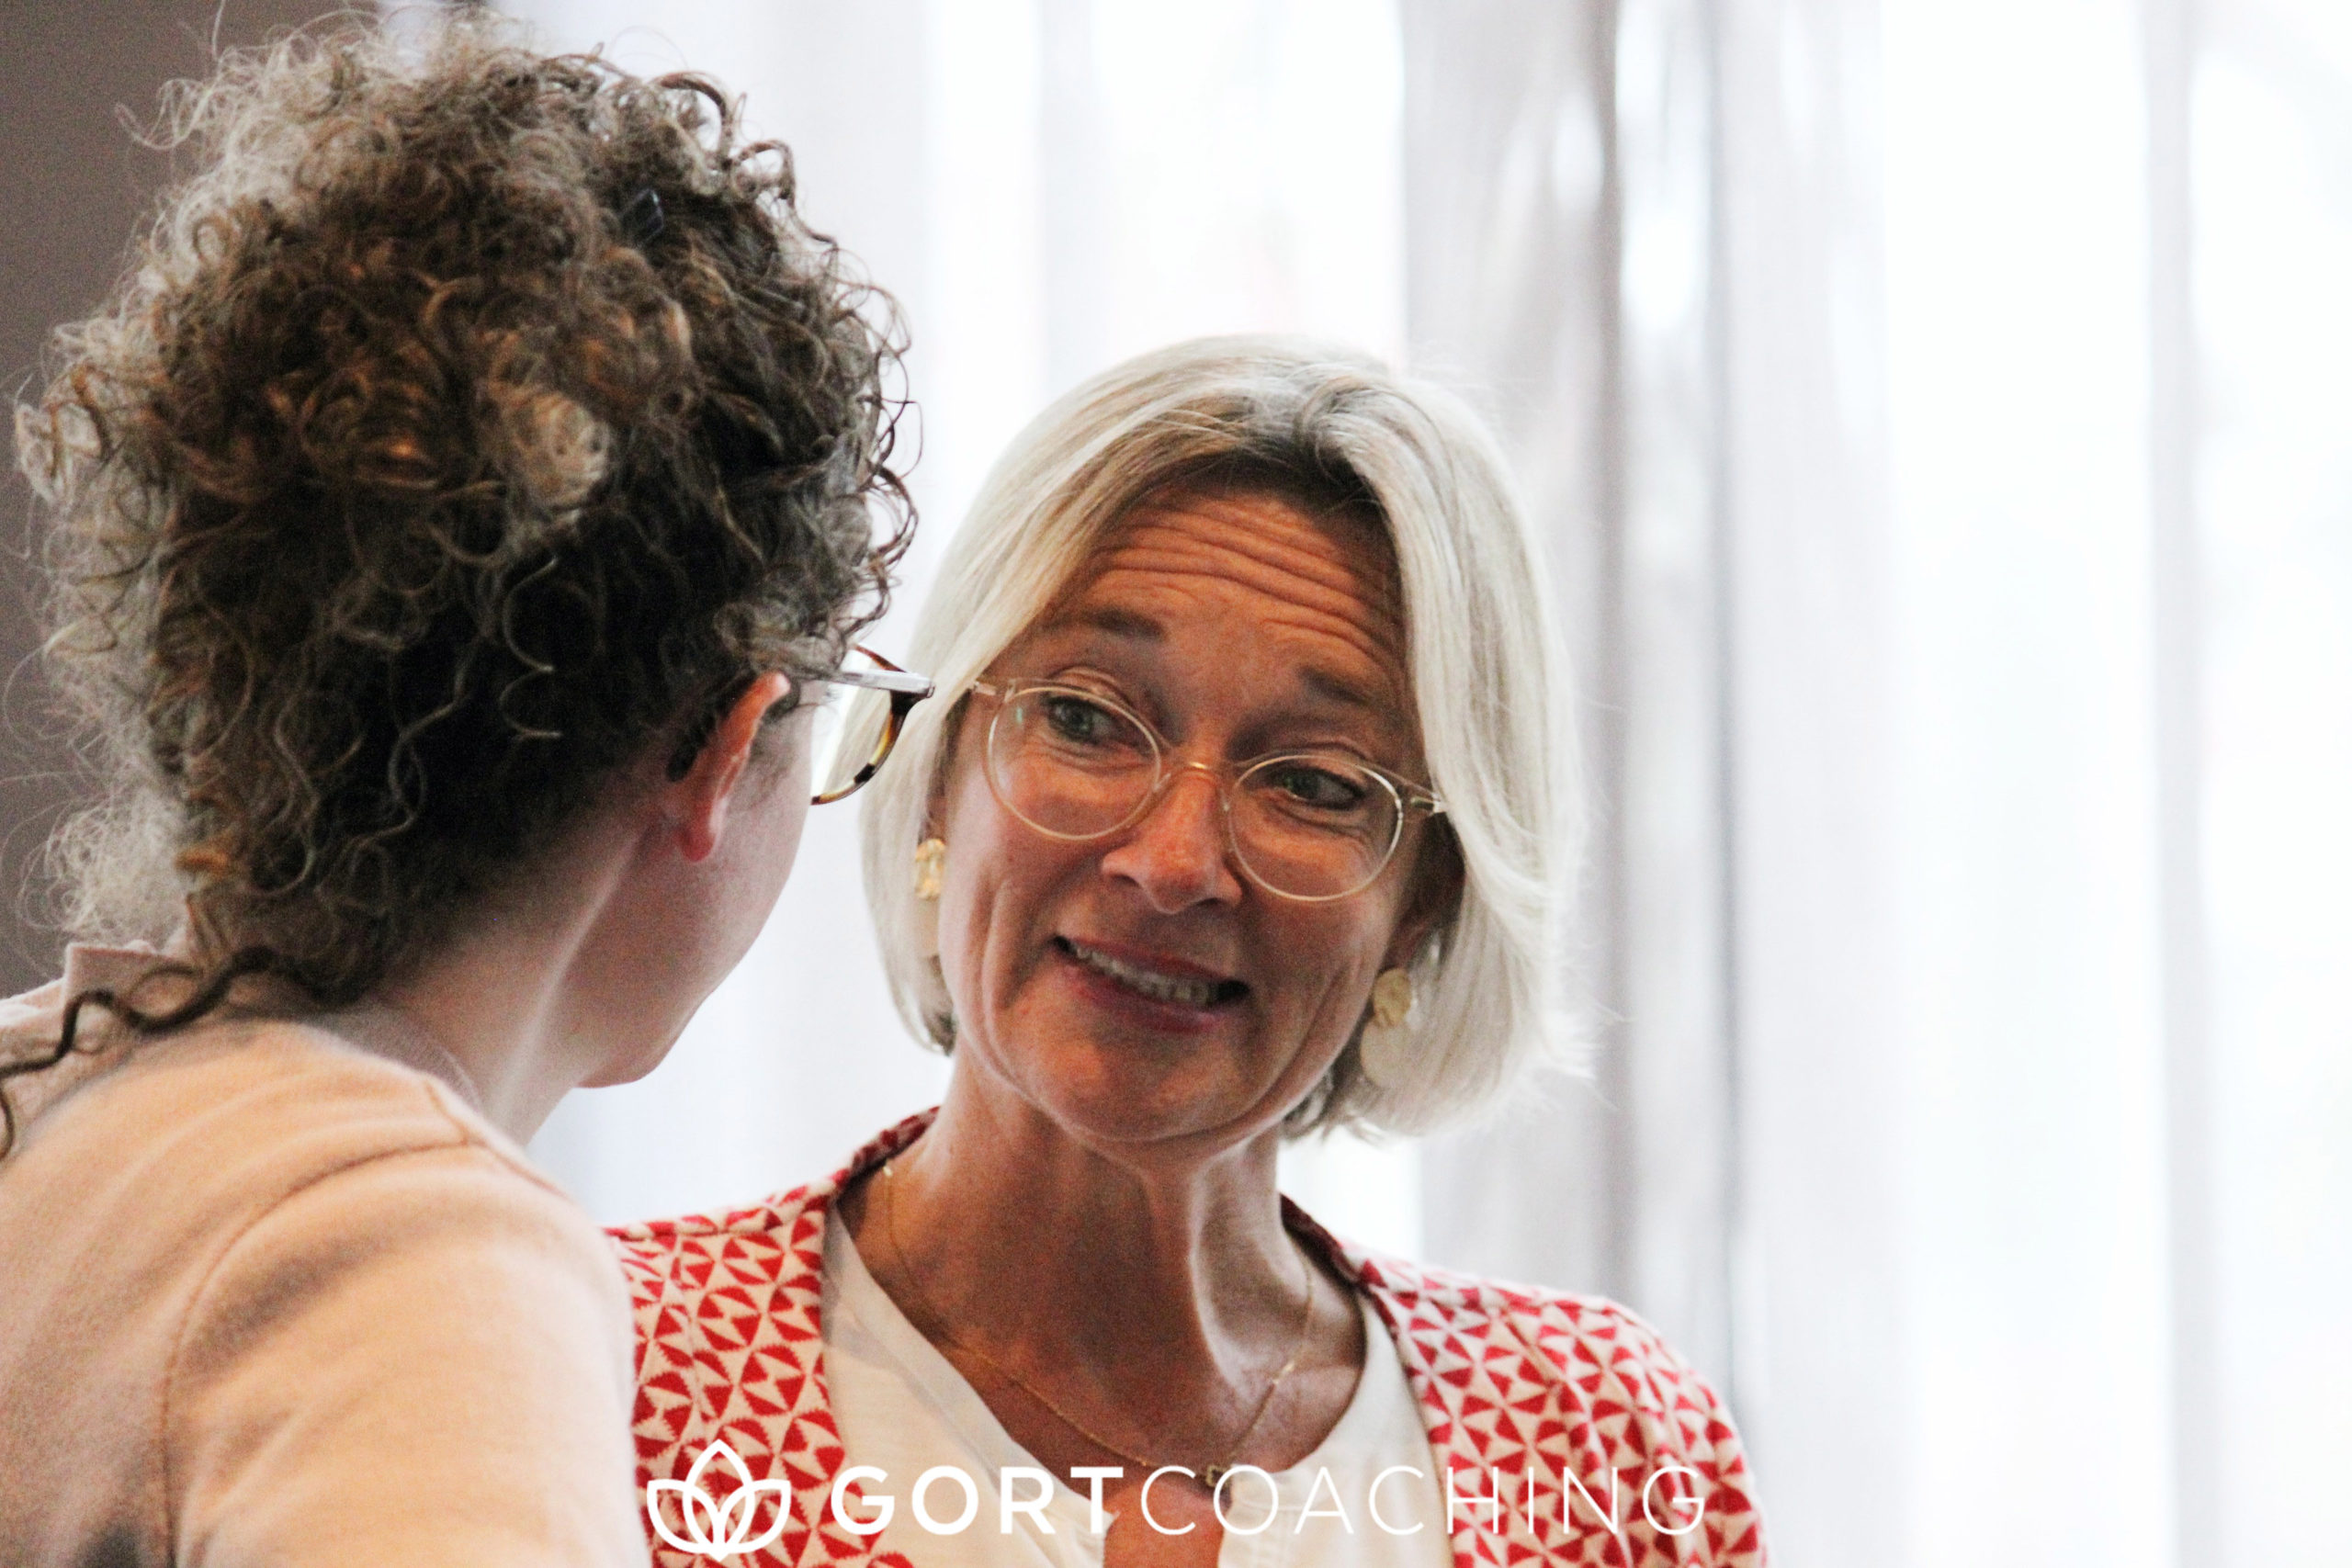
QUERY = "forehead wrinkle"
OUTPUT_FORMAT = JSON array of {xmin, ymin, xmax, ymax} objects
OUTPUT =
[
  {"xmin": 1086, "ymin": 540, "xmax": 1397, "ymax": 644},
  {"xmin": 1091, "ymin": 513, "xmax": 1405, "ymax": 647},
  {"xmin": 1086, "ymin": 531, "xmax": 1392, "ymax": 620},
  {"xmin": 1082, "ymin": 553, "xmax": 1405, "ymax": 697},
  {"xmin": 1063, "ymin": 491, "xmax": 1417, "ymax": 726},
  {"xmin": 1077, "ymin": 549, "xmax": 1401, "ymax": 733},
  {"xmin": 1113, "ymin": 500, "xmax": 1404, "ymax": 620}
]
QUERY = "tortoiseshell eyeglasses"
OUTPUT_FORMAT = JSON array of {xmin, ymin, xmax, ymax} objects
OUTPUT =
[{"xmin": 806, "ymin": 646, "xmax": 934, "ymax": 805}]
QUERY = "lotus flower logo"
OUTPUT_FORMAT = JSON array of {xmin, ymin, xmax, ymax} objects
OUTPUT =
[{"xmin": 646, "ymin": 1440, "xmax": 792, "ymax": 1559}]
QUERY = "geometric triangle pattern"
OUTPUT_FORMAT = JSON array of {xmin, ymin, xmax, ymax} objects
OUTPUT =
[{"xmin": 610, "ymin": 1110, "xmax": 1766, "ymax": 1567}]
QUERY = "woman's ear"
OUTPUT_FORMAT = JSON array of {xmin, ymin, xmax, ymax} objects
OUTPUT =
[
  {"xmin": 671, "ymin": 672, "xmax": 794, "ymax": 863},
  {"xmin": 1383, "ymin": 819, "xmax": 1465, "ymax": 973}
]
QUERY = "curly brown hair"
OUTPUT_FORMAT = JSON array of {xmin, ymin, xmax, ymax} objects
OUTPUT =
[{"xmin": 6, "ymin": 17, "xmax": 910, "ymax": 1110}]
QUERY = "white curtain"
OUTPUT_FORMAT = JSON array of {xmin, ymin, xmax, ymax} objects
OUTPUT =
[
  {"xmin": 481, "ymin": 2, "xmax": 2350, "ymax": 1563},
  {"xmin": 2178, "ymin": 0, "xmax": 2352, "ymax": 1557},
  {"xmin": 1720, "ymin": 1, "xmax": 2352, "ymax": 1562}
]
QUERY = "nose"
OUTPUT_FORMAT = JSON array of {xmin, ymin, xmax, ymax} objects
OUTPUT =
[{"xmin": 1097, "ymin": 762, "xmax": 1244, "ymax": 913}]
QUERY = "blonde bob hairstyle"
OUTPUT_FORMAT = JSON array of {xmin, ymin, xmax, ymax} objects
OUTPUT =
[{"xmin": 853, "ymin": 335, "xmax": 1577, "ymax": 1134}]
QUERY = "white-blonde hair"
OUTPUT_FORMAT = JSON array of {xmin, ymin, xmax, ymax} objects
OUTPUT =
[{"xmin": 854, "ymin": 335, "xmax": 1577, "ymax": 1134}]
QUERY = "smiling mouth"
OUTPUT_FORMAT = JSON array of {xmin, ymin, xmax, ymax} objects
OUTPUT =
[{"xmin": 1055, "ymin": 937, "xmax": 1249, "ymax": 1010}]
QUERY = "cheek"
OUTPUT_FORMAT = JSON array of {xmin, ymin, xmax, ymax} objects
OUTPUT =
[
  {"xmin": 757, "ymin": 727, "xmax": 816, "ymax": 854},
  {"xmin": 933, "ymin": 764, "xmax": 1043, "ymax": 998},
  {"xmin": 715, "ymin": 726, "xmax": 816, "ymax": 916},
  {"xmin": 1261, "ymin": 893, "xmax": 1415, "ymax": 1059},
  {"xmin": 762, "ymin": 789, "xmax": 813, "ymax": 881},
  {"xmin": 1275, "ymin": 908, "xmax": 1394, "ymax": 1023},
  {"xmin": 723, "ymin": 781, "xmax": 809, "ymax": 931}
]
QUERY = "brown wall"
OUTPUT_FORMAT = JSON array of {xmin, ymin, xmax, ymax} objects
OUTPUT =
[{"xmin": 0, "ymin": 1, "xmax": 336, "ymax": 992}]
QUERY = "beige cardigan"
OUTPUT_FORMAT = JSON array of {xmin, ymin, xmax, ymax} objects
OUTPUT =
[{"xmin": 0, "ymin": 947, "xmax": 647, "ymax": 1568}]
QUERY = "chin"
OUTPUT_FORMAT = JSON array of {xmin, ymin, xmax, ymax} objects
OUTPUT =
[{"xmin": 1003, "ymin": 1019, "xmax": 1295, "ymax": 1152}]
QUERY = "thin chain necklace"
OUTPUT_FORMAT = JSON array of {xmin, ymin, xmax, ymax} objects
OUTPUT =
[{"xmin": 879, "ymin": 1158, "xmax": 1316, "ymax": 1489}]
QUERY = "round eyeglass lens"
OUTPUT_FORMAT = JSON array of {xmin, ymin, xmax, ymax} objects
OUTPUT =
[
  {"xmin": 1228, "ymin": 753, "xmax": 1404, "ymax": 900},
  {"xmin": 986, "ymin": 686, "xmax": 1161, "ymax": 839}
]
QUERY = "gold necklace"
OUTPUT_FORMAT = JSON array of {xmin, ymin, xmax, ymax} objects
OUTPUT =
[{"xmin": 878, "ymin": 1158, "xmax": 1316, "ymax": 1489}]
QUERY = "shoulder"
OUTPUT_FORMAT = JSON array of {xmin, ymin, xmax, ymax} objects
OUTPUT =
[
  {"xmin": 6, "ymin": 1010, "xmax": 568, "ymax": 1218},
  {"xmin": 606, "ymin": 1176, "xmax": 832, "ymax": 1369},
  {"xmin": 186, "ymin": 1020, "xmax": 615, "ymax": 1276},
  {"xmin": 607, "ymin": 1179, "xmax": 828, "ymax": 1297},
  {"xmin": 154, "ymin": 1027, "xmax": 642, "ymax": 1559},
  {"xmin": 13, "ymin": 1003, "xmax": 483, "ymax": 1149},
  {"xmin": 606, "ymin": 1110, "xmax": 933, "ymax": 1312},
  {"xmin": 3, "ymin": 1010, "xmax": 628, "ymax": 1382},
  {"xmin": 1352, "ymin": 1250, "xmax": 1766, "ymax": 1562},
  {"xmin": 1363, "ymin": 1251, "xmax": 1727, "ymax": 1425},
  {"xmin": 604, "ymin": 1178, "xmax": 841, "ymax": 1533},
  {"xmin": 0, "ymin": 1013, "xmax": 643, "ymax": 1568},
  {"xmin": 12, "ymin": 1011, "xmax": 624, "ymax": 1327},
  {"xmin": 605, "ymin": 1111, "xmax": 936, "ymax": 1509}
]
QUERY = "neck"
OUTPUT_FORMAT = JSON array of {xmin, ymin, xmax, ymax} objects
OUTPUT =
[
  {"xmin": 867, "ymin": 1065, "xmax": 1314, "ymax": 1382},
  {"xmin": 849, "ymin": 1055, "xmax": 1373, "ymax": 1483},
  {"xmin": 371, "ymin": 811, "xmax": 642, "ymax": 1143}
]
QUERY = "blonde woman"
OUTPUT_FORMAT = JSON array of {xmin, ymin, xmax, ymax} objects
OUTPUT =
[
  {"xmin": 0, "ymin": 21, "xmax": 923, "ymax": 1567},
  {"xmin": 619, "ymin": 339, "xmax": 1763, "ymax": 1567}
]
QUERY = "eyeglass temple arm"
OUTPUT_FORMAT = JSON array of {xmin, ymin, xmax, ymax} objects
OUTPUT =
[
  {"xmin": 824, "ymin": 666, "xmax": 933, "ymax": 697},
  {"xmin": 820, "ymin": 646, "xmax": 934, "ymax": 698}
]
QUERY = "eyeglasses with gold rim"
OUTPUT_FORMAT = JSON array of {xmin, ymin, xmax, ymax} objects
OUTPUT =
[{"xmin": 965, "ymin": 675, "xmax": 1445, "ymax": 902}]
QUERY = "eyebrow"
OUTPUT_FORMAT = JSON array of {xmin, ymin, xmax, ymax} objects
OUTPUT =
[
  {"xmin": 1300, "ymin": 664, "xmax": 1384, "ymax": 713},
  {"xmin": 1071, "ymin": 605, "xmax": 1162, "ymax": 642}
]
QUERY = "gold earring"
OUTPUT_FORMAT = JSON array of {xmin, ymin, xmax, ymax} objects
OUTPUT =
[
  {"xmin": 1360, "ymin": 967, "xmax": 1415, "ymax": 1088},
  {"xmin": 913, "ymin": 837, "xmax": 946, "ymax": 901}
]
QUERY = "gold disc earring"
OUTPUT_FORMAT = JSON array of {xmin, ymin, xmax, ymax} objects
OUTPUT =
[
  {"xmin": 911, "ymin": 838, "xmax": 946, "ymax": 958},
  {"xmin": 1359, "ymin": 967, "xmax": 1415, "ymax": 1088},
  {"xmin": 913, "ymin": 837, "xmax": 946, "ymax": 901}
]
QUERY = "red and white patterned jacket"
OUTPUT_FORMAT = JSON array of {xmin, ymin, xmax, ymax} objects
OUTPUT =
[{"xmin": 611, "ymin": 1111, "xmax": 1766, "ymax": 1567}]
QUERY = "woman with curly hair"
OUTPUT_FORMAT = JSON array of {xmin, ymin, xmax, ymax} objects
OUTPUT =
[{"xmin": 0, "ymin": 17, "xmax": 919, "ymax": 1567}]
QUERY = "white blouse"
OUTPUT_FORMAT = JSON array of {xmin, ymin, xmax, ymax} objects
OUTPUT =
[{"xmin": 821, "ymin": 1210, "xmax": 1453, "ymax": 1567}]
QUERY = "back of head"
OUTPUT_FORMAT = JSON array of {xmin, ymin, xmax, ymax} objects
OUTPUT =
[{"xmin": 14, "ymin": 17, "xmax": 910, "ymax": 1005}]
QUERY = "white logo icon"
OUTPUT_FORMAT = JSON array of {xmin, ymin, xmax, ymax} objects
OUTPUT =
[{"xmin": 646, "ymin": 1440, "xmax": 792, "ymax": 1560}]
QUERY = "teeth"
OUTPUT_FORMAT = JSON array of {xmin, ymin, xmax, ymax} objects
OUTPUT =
[{"xmin": 1067, "ymin": 942, "xmax": 1222, "ymax": 1008}]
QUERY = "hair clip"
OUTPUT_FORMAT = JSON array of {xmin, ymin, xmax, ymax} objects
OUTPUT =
[{"xmin": 622, "ymin": 186, "xmax": 665, "ymax": 245}]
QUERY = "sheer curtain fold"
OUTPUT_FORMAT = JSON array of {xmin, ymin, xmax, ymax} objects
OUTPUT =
[
  {"xmin": 1713, "ymin": 4, "xmax": 1905, "ymax": 1562},
  {"xmin": 1400, "ymin": 0, "xmax": 1634, "ymax": 1333}
]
